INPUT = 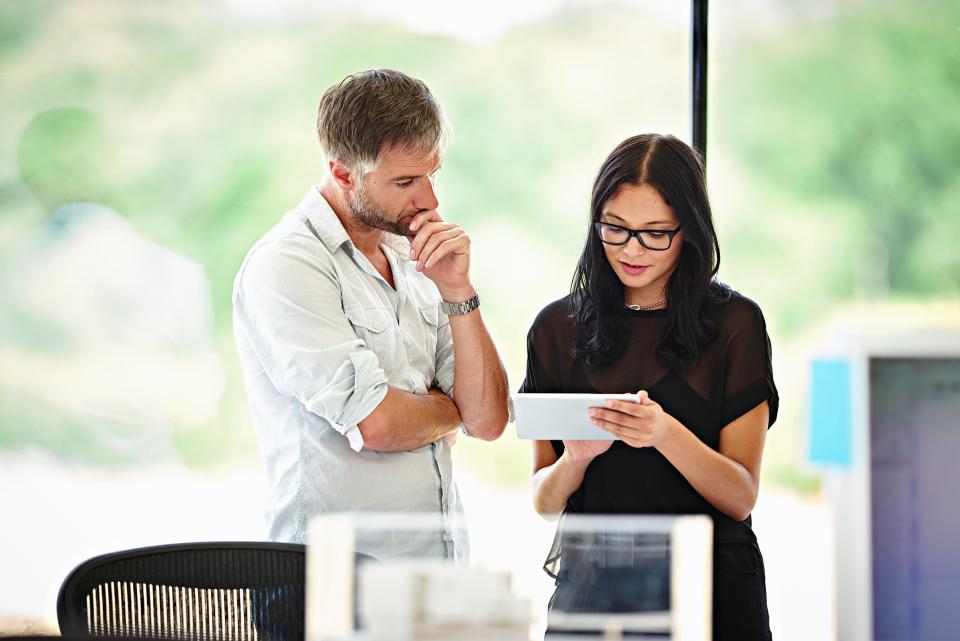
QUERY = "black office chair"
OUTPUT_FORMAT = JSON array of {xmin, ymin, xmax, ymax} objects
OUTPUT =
[
  {"xmin": 57, "ymin": 542, "xmax": 307, "ymax": 641},
  {"xmin": 5, "ymin": 637, "xmax": 157, "ymax": 641}
]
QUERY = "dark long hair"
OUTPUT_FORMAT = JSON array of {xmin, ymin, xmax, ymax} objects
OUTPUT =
[{"xmin": 571, "ymin": 134, "xmax": 731, "ymax": 371}]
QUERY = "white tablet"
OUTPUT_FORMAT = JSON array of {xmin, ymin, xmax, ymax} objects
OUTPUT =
[{"xmin": 513, "ymin": 393, "xmax": 640, "ymax": 440}]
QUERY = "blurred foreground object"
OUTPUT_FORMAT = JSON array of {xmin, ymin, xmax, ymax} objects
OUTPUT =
[{"xmin": 306, "ymin": 512, "xmax": 713, "ymax": 640}]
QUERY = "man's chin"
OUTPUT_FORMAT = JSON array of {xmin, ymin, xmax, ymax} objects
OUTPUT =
[
  {"xmin": 352, "ymin": 210, "xmax": 412, "ymax": 237},
  {"xmin": 397, "ymin": 215, "xmax": 417, "ymax": 236},
  {"xmin": 378, "ymin": 213, "xmax": 418, "ymax": 238},
  {"xmin": 381, "ymin": 221, "xmax": 416, "ymax": 238}
]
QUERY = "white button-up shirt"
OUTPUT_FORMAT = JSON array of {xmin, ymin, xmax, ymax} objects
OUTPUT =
[{"xmin": 233, "ymin": 187, "xmax": 465, "ymax": 559}]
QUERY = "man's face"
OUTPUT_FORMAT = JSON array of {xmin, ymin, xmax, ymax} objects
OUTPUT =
[{"xmin": 349, "ymin": 144, "xmax": 442, "ymax": 237}]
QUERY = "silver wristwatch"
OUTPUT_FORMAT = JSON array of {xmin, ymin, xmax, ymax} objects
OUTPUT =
[{"xmin": 440, "ymin": 291, "xmax": 480, "ymax": 316}]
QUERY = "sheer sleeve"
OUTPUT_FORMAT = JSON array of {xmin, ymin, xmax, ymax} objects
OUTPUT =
[
  {"xmin": 520, "ymin": 300, "xmax": 571, "ymax": 458},
  {"xmin": 721, "ymin": 297, "xmax": 779, "ymax": 429},
  {"xmin": 519, "ymin": 302, "xmax": 568, "ymax": 394}
]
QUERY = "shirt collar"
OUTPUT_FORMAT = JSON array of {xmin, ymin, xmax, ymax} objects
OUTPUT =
[
  {"xmin": 298, "ymin": 186, "xmax": 412, "ymax": 257},
  {"xmin": 298, "ymin": 187, "xmax": 351, "ymax": 253},
  {"xmin": 380, "ymin": 229, "xmax": 412, "ymax": 258}
]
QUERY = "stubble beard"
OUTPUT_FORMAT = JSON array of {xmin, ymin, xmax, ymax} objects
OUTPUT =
[{"xmin": 350, "ymin": 183, "xmax": 415, "ymax": 238}]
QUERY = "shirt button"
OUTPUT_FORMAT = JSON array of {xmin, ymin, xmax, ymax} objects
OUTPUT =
[{"xmin": 442, "ymin": 531, "xmax": 453, "ymax": 543}]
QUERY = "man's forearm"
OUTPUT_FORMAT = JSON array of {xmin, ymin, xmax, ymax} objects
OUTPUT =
[
  {"xmin": 358, "ymin": 387, "xmax": 461, "ymax": 452},
  {"xmin": 447, "ymin": 302, "xmax": 510, "ymax": 440}
]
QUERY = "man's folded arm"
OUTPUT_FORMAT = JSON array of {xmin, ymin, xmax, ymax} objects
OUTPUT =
[
  {"xmin": 434, "ymin": 307, "xmax": 510, "ymax": 440},
  {"xmin": 357, "ymin": 387, "xmax": 460, "ymax": 451},
  {"xmin": 236, "ymin": 242, "xmax": 460, "ymax": 452}
]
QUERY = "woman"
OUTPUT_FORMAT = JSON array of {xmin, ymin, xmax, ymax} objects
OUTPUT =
[{"xmin": 524, "ymin": 134, "xmax": 778, "ymax": 640}]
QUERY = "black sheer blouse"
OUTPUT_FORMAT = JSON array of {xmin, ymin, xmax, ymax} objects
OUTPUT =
[{"xmin": 521, "ymin": 290, "xmax": 779, "ymax": 546}]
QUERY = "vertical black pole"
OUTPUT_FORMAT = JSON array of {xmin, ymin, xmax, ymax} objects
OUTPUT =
[{"xmin": 692, "ymin": 0, "xmax": 708, "ymax": 166}]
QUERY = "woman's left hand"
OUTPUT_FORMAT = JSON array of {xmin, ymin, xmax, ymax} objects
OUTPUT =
[{"xmin": 589, "ymin": 390, "xmax": 678, "ymax": 449}]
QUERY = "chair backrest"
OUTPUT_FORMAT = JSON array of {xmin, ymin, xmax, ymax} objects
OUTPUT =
[
  {"xmin": 57, "ymin": 542, "xmax": 306, "ymax": 641},
  {"xmin": 4, "ymin": 636, "xmax": 158, "ymax": 641}
]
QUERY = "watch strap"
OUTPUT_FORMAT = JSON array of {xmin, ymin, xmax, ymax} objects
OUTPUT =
[{"xmin": 440, "ymin": 291, "xmax": 480, "ymax": 316}]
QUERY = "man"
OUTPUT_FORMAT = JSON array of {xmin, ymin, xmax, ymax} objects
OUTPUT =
[{"xmin": 232, "ymin": 69, "xmax": 510, "ymax": 558}]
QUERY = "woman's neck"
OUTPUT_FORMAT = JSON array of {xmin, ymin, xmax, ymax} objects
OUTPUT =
[{"xmin": 625, "ymin": 286, "xmax": 668, "ymax": 309}]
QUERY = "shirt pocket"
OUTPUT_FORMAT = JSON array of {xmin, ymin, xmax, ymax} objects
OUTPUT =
[{"xmin": 344, "ymin": 305, "xmax": 396, "ymax": 354}]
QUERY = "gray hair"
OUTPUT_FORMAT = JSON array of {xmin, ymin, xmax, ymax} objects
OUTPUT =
[{"xmin": 316, "ymin": 69, "xmax": 450, "ymax": 177}]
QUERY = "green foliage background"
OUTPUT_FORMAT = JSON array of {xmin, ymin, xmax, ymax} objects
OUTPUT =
[{"xmin": 1, "ymin": 0, "xmax": 956, "ymax": 489}]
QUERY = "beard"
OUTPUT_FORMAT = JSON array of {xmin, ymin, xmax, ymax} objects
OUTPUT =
[{"xmin": 350, "ymin": 183, "xmax": 416, "ymax": 237}]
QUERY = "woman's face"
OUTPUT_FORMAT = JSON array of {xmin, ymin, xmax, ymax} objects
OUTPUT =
[{"xmin": 599, "ymin": 182, "xmax": 684, "ymax": 304}]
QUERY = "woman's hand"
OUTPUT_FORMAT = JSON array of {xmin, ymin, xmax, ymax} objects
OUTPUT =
[
  {"xmin": 562, "ymin": 439, "xmax": 613, "ymax": 465},
  {"xmin": 589, "ymin": 390, "xmax": 678, "ymax": 449},
  {"xmin": 533, "ymin": 438, "xmax": 607, "ymax": 519}
]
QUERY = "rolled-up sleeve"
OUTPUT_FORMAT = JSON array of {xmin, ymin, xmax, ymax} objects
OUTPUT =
[{"xmin": 236, "ymin": 240, "xmax": 388, "ymax": 451}]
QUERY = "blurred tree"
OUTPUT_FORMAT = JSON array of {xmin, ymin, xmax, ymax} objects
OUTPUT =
[
  {"xmin": 722, "ymin": 0, "xmax": 960, "ymax": 299},
  {"xmin": 16, "ymin": 106, "xmax": 120, "ymax": 213}
]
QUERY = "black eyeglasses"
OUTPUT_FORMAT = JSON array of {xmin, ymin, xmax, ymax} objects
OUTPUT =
[{"xmin": 594, "ymin": 222, "xmax": 683, "ymax": 251}]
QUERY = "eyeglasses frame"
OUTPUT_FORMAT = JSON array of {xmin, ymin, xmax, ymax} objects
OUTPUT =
[{"xmin": 594, "ymin": 222, "xmax": 683, "ymax": 251}]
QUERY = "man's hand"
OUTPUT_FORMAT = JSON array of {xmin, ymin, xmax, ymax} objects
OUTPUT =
[
  {"xmin": 404, "ymin": 211, "xmax": 508, "ymax": 443},
  {"xmin": 407, "ymin": 210, "xmax": 472, "ymax": 300}
]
